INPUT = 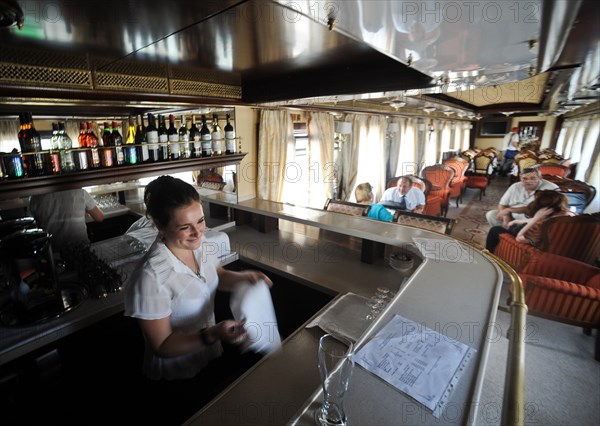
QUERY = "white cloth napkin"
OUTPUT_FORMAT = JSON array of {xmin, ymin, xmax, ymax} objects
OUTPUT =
[{"xmin": 229, "ymin": 279, "xmax": 282, "ymax": 354}]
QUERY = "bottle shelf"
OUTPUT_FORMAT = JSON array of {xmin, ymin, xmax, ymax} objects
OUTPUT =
[{"xmin": 0, "ymin": 153, "xmax": 246, "ymax": 201}]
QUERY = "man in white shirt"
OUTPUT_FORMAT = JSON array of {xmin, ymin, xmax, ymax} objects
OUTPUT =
[
  {"xmin": 28, "ymin": 189, "xmax": 104, "ymax": 251},
  {"xmin": 486, "ymin": 168, "xmax": 558, "ymax": 227},
  {"xmin": 380, "ymin": 176, "xmax": 426, "ymax": 214},
  {"xmin": 499, "ymin": 126, "xmax": 520, "ymax": 176}
]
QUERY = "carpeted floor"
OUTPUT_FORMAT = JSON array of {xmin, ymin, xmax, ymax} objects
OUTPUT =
[{"xmin": 445, "ymin": 175, "xmax": 600, "ymax": 426}]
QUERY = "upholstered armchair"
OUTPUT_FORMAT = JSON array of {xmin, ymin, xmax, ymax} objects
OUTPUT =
[
  {"xmin": 324, "ymin": 199, "xmax": 370, "ymax": 216},
  {"xmin": 465, "ymin": 152, "xmax": 493, "ymax": 200},
  {"xmin": 421, "ymin": 164, "xmax": 455, "ymax": 217},
  {"xmin": 514, "ymin": 150, "xmax": 539, "ymax": 178},
  {"xmin": 533, "ymin": 163, "xmax": 571, "ymax": 179},
  {"xmin": 444, "ymin": 156, "xmax": 469, "ymax": 207},
  {"xmin": 514, "ymin": 252, "xmax": 600, "ymax": 360},
  {"xmin": 495, "ymin": 214, "xmax": 600, "ymax": 271}
]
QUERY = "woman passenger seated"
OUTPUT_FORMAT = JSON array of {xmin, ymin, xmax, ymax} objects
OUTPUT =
[
  {"xmin": 485, "ymin": 190, "xmax": 574, "ymax": 253},
  {"xmin": 355, "ymin": 182, "xmax": 394, "ymax": 222}
]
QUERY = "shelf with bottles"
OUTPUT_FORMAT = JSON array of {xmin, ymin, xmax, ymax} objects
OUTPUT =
[{"xmin": 0, "ymin": 152, "xmax": 247, "ymax": 201}]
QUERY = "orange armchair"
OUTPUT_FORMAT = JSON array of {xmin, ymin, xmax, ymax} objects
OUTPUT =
[
  {"xmin": 444, "ymin": 156, "xmax": 469, "ymax": 207},
  {"xmin": 514, "ymin": 252, "xmax": 600, "ymax": 360},
  {"xmin": 421, "ymin": 164, "xmax": 454, "ymax": 217},
  {"xmin": 533, "ymin": 163, "xmax": 571, "ymax": 179},
  {"xmin": 495, "ymin": 214, "xmax": 600, "ymax": 271}
]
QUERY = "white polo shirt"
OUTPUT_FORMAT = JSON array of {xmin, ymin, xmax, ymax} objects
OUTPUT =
[{"xmin": 499, "ymin": 179, "xmax": 559, "ymax": 219}]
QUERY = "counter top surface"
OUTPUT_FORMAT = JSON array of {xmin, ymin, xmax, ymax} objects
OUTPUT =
[{"xmin": 187, "ymin": 197, "xmax": 503, "ymax": 426}]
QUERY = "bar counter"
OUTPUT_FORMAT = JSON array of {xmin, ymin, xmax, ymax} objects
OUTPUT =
[{"xmin": 186, "ymin": 196, "xmax": 505, "ymax": 425}]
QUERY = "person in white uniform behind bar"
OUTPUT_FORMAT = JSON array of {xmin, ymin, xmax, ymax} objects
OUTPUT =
[{"xmin": 28, "ymin": 188, "xmax": 104, "ymax": 251}]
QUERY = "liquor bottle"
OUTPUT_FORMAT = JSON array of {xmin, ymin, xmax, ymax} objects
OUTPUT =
[
  {"xmin": 86, "ymin": 121, "xmax": 101, "ymax": 168},
  {"xmin": 111, "ymin": 120, "xmax": 125, "ymax": 166},
  {"xmin": 157, "ymin": 114, "xmax": 168, "ymax": 161},
  {"xmin": 100, "ymin": 121, "xmax": 114, "ymax": 168},
  {"xmin": 124, "ymin": 116, "xmax": 138, "ymax": 165},
  {"xmin": 135, "ymin": 114, "xmax": 149, "ymax": 163},
  {"xmin": 189, "ymin": 115, "xmax": 200, "ymax": 158},
  {"xmin": 22, "ymin": 113, "xmax": 48, "ymax": 176},
  {"xmin": 211, "ymin": 113, "xmax": 222, "ymax": 156},
  {"xmin": 167, "ymin": 114, "xmax": 180, "ymax": 160},
  {"xmin": 49, "ymin": 122, "xmax": 61, "ymax": 174},
  {"xmin": 78, "ymin": 121, "xmax": 87, "ymax": 148},
  {"xmin": 200, "ymin": 114, "xmax": 212, "ymax": 157},
  {"xmin": 224, "ymin": 113, "xmax": 236, "ymax": 154},
  {"xmin": 17, "ymin": 113, "xmax": 27, "ymax": 150},
  {"xmin": 179, "ymin": 114, "xmax": 190, "ymax": 159},
  {"xmin": 146, "ymin": 113, "xmax": 159, "ymax": 162},
  {"xmin": 58, "ymin": 122, "xmax": 75, "ymax": 172}
]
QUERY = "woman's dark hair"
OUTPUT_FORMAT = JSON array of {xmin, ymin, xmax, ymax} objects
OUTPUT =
[
  {"xmin": 144, "ymin": 175, "xmax": 200, "ymax": 228},
  {"xmin": 525, "ymin": 190, "xmax": 568, "ymax": 217}
]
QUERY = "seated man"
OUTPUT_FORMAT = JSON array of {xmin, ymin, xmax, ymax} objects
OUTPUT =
[
  {"xmin": 485, "ymin": 167, "xmax": 558, "ymax": 227},
  {"xmin": 380, "ymin": 176, "xmax": 425, "ymax": 214},
  {"xmin": 354, "ymin": 182, "xmax": 393, "ymax": 222}
]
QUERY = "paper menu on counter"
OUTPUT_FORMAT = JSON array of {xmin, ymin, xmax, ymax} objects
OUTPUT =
[{"xmin": 354, "ymin": 314, "xmax": 476, "ymax": 418}]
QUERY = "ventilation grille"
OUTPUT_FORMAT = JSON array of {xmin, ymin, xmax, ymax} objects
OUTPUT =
[
  {"xmin": 96, "ymin": 72, "xmax": 169, "ymax": 93},
  {"xmin": 171, "ymin": 80, "xmax": 241, "ymax": 99},
  {"xmin": 94, "ymin": 57, "xmax": 168, "ymax": 77},
  {"xmin": 0, "ymin": 63, "xmax": 92, "ymax": 88},
  {"xmin": 0, "ymin": 46, "xmax": 89, "ymax": 69}
]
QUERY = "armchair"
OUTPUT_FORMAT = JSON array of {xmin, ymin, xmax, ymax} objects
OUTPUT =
[
  {"xmin": 533, "ymin": 163, "xmax": 571, "ymax": 179},
  {"xmin": 421, "ymin": 164, "xmax": 455, "ymax": 217},
  {"xmin": 465, "ymin": 152, "xmax": 493, "ymax": 200},
  {"xmin": 513, "ymin": 252, "xmax": 600, "ymax": 360},
  {"xmin": 324, "ymin": 199, "xmax": 370, "ymax": 216},
  {"xmin": 495, "ymin": 214, "xmax": 600, "ymax": 271},
  {"xmin": 443, "ymin": 156, "xmax": 469, "ymax": 207}
]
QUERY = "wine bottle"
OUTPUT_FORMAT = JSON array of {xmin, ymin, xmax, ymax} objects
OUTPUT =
[
  {"xmin": 111, "ymin": 120, "xmax": 125, "ymax": 166},
  {"xmin": 157, "ymin": 114, "xmax": 168, "ymax": 161},
  {"xmin": 146, "ymin": 113, "xmax": 159, "ymax": 162},
  {"xmin": 224, "ymin": 113, "xmax": 236, "ymax": 155},
  {"xmin": 86, "ymin": 121, "xmax": 101, "ymax": 168},
  {"xmin": 125, "ymin": 116, "xmax": 138, "ymax": 165},
  {"xmin": 179, "ymin": 114, "xmax": 190, "ymax": 159},
  {"xmin": 78, "ymin": 121, "xmax": 87, "ymax": 148},
  {"xmin": 167, "ymin": 114, "xmax": 180, "ymax": 160},
  {"xmin": 49, "ymin": 122, "xmax": 61, "ymax": 174},
  {"xmin": 200, "ymin": 114, "xmax": 212, "ymax": 157},
  {"xmin": 58, "ymin": 122, "xmax": 75, "ymax": 172},
  {"xmin": 100, "ymin": 121, "xmax": 114, "ymax": 168},
  {"xmin": 189, "ymin": 115, "xmax": 200, "ymax": 158},
  {"xmin": 211, "ymin": 113, "xmax": 222, "ymax": 156},
  {"xmin": 23, "ymin": 113, "xmax": 48, "ymax": 176},
  {"xmin": 136, "ymin": 114, "xmax": 149, "ymax": 163}
]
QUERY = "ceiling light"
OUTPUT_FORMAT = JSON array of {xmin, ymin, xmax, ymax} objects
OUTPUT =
[
  {"xmin": 423, "ymin": 106, "xmax": 436, "ymax": 113},
  {"xmin": 389, "ymin": 101, "xmax": 406, "ymax": 109}
]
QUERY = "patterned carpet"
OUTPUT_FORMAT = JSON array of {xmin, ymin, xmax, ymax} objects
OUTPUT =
[{"xmin": 446, "ymin": 175, "xmax": 513, "ymax": 248}]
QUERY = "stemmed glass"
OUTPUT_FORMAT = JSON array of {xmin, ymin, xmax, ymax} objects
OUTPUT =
[{"xmin": 364, "ymin": 287, "xmax": 393, "ymax": 321}]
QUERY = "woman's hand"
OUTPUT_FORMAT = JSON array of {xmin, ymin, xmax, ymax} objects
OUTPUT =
[
  {"xmin": 533, "ymin": 207, "xmax": 553, "ymax": 221},
  {"xmin": 240, "ymin": 270, "xmax": 273, "ymax": 287},
  {"xmin": 208, "ymin": 319, "xmax": 248, "ymax": 345}
]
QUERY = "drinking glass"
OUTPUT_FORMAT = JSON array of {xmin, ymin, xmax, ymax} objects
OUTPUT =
[{"xmin": 315, "ymin": 334, "xmax": 354, "ymax": 426}]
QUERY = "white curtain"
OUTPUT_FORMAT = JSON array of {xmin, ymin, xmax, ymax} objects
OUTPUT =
[
  {"xmin": 338, "ymin": 114, "xmax": 360, "ymax": 201},
  {"xmin": 307, "ymin": 112, "xmax": 335, "ymax": 208},
  {"xmin": 439, "ymin": 121, "xmax": 452, "ymax": 162},
  {"xmin": 257, "ymin": 110, "xmax": 294, "ymax": 202},
  {"xmin": 461, "ymin": 125, "xmax": 471, "ymax": 151},
  {"xmin": 396, "ymin": 117, "xmax": 419, "ymax": 177},
  {"xmin": 0, "ymin": 119, "xmax": 20, "ymax": 153},
  {"xmin": 352, "ymin": 115, "xmax": 387, "ymax": 201}
]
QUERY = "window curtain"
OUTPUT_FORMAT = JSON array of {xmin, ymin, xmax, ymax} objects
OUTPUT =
[
  {"xmin": 461, "ymin": 125, "xmax": 471, "ymax": 151},
  {"xmin": 352, "ymin": 114, "xmax": 387, "ymax": 201},
  {"xmin": 337, "ymin": 114, "xmax": 360, "ymax": 201},
  {"xmin": 0, "ymin": 119, "xmax": 20, "ymax": 153},
  {"xmin": 396, "ymin": 117, "xmax": 419, "ymax": 177},
  {"xmin": 387, "ymin": 117, "xmax": 402, "ymax": 185},
  {"xmin": 573, "ymin": 116, "xmax": 600, "ymax": 212},
  {"xmin": 257, "ymin": 109, "xmax": 294, "ymax": 202},
  {"xmin": 439, "ymin": 121, "xmax": 451, "ymax": 162},
  {"xmin": 307, "ymin": 112, "xmax": 335, "ymax": 208}
]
